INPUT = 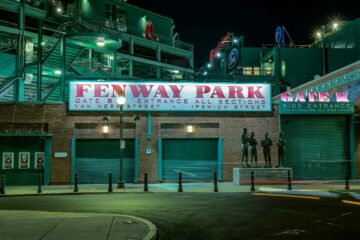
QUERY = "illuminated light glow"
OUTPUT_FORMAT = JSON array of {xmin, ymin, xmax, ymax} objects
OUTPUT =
[
  {"xmin": 332, "ymin": 22, "xmax": 339, "ymax": 30},
  {"xmin": 316, "ymin": 31, "xmax": 322, "ymax": 38},
  {"xmin": 54, "ymin": 70, "xmax": 62, "ymax": 75},
  {"xmin": 187, "ymin": 125, "xmax": 193, "ymax": 133},
  {"xmin": 216, "ymin": 52, "xmax": 221, "ymax": 58},
  {"xmin": 207, "ymin": 63, "xmax": 212, "ymax": 68},
  {"xmin": 342, "ymin": 200, "xmax": 360, "ymax": 206},
  {"xmin": 109, "ymin": 56, "xmax": 114, "ymax": 60},
  {"xmin": 173, "ymin": 70, "xmax": 179, "ymax": 74},
  {"xmin": 233, "ymin": 38, "xmax": 238, "ymax": 43},
  {"xmin": 56, "ymin": 7, "xmax": 62, "ymax": 13},
  {"xmin": 102, "ymin": 125, "xmax": 109, "ymax": 134},
  {"xmin": 41, "ymin": 41, "xmax": 45, "ymax": 46},
  {"xmin": 203, "ymin": 71, "xmax": 208, "ymax": 76},
  {"xmin": 252, "ymin": 193, "xmax": 320, "ymax": 200},
  {"xmin": 96, "ymin": 40, "xmax": 105, "ymax": 47},
  {"xmin": 117, "ymin": 96, "xmax": 126, "ymax": 106}
]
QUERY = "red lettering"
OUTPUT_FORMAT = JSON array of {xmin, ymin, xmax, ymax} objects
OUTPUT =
[
  {"xmin": 169, "ymin": 85, "xmax": 184, "ymax": 98},
  {"xmin": 76, "ymin": 84, "xmax": 91, "ymax": 97},
  {"xmin": 336, "ymin": 91, "xmax": 349, "ymax": 102},
  {"xmin": 248, "ymin": 86, "xmax": 265, "ymax": 98},
  {"xmin": 129, "ymin": 85, "xmax": 153, "ymax": 97},
  {"xmin": 281, "ymin": 92, "xmax": 293, "ymax": 102},
  {"xmin": 210, "ymin": 86, "xmax": 225, "ymax": 98},
  {"xmin": 294, "ymin": 92, "xmax": 306, "ymax": 102},
  {"xmin": 196, "ymin": 86, "xmax": 211, "ymax": 98},
  {"xmin": 94, "ymin": 84, "xmax": 109, "ymax": 97},
  {"xmin": 228, "ymin": 86, "xmax": 244, "ymax": 98},
  {"xmin": 308, "ymin": 92, "xmax": 318, "ymax": 102},
  {"xmin": 111, "ymin": 84, "xmax": 126, "ymax": 97},
  {"xmin": 154, "ymin": 85, "xmax": 169, "ymax": 98}
]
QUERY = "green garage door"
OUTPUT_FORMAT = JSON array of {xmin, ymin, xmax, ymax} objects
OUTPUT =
[
  {"xmin": 281, "ymin": 116, "xmax": 349, "ymax": 180},
  {"xmin": 76, "ymin": 139, "xmax": 135, "ymax": 184},
  {"xmin": 162, "ymin": 139, "xmax": 218, "ymax": 181}
]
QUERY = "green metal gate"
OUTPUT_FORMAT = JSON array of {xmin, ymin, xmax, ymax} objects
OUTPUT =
[
  {"xmin": 0, "ymin": 136, "xmax": 46, "ymax": 186},
  {"xmin": 162, "ymin": 139, "xmax": 218, "ymax": 181},
  {"xmin": 281, "ymin": 116, "xmax": 349, "ymax": 180},
  {"xmin": 75, "ymin": 139, "xmax": 135, "ymax": 184}
]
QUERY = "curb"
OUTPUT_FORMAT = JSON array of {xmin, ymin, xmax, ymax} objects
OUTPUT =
[
  {"xmin": 0, "ymin": 191, "xmax": 155, "ymax": 198},
  {"xmin": 121, "ymin": 214, "xmax": 158, "ymax": 240}
]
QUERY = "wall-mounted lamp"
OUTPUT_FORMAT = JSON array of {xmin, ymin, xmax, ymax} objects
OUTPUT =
[
  {"xmin": 103, "ymin": 116, "xmax": 110, "ymax": 134},
  {"xmin": 102, "ymin": 125, "xmax": 109, "ymax": 134},
  {"xmin": 187, "ymin": 125, "xmax": 193, "ymax": 133},
  {"xmin": 96, "ymin": 38, "xmax": 105, "ymax": 47}
]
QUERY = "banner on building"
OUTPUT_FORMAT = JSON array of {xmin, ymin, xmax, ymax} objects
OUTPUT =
[
  {"xmin": 69, "ymin": 81, "xmax": 272, "ymax": 112},
  {"xmin": 279, "ymin": 90, "xmax": 354, "ymax": 114}
]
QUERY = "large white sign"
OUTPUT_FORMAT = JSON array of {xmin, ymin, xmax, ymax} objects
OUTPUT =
[{"xmin": 68, "ymin": 81, "xmax": 271, "ymax": 112}]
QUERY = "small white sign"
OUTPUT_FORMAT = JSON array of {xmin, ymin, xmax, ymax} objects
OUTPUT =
[
  {"xmin": 19, "ymin": 152, "xmax": 30, "ymax": 169},
  {"xmin": 35, "ymin": 152, "xmax": 45, "ymax": 169},
  {"xmin": 54, "ymin": 152, "xmax": 68, "ymax": 158},
  {"xmin": 121, "ymin": 140, "xmax": 126, "ymax": 149},
  {"xmin": 2, "ymin": 152, "xmax": 14, "ymax": 169}
]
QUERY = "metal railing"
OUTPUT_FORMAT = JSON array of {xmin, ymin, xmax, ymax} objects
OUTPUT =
[{"xmin": 69, "ymin": 10, "xmax": 193, "ymax": 52}]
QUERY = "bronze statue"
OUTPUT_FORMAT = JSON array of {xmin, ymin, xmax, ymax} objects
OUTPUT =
[
  {"xmin": 261, "ymin": 132, "xmax": 272, "ymax": 168},
  {"xmin": 277, "ymin": 132, "xmax": 286, "ymax": 167},
  {"xmin": 249, "ymin": 131, "xmax": 258, "ymax": 167},
  {"xmin": 241, "ymin": 128, "xmax": 250, "ymax": 167}
]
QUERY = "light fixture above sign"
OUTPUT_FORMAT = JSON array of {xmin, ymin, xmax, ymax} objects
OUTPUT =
[{"xmin": 187, "ymin": 125, "xmax": 193, "ymax": 133}]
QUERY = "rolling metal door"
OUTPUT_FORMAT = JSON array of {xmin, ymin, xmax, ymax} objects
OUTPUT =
[
  {"xmin": 162, "ymin": 139, "xmax": 218, "ymax": 181},
  {"xmin": 76, "ymin": 139, "xmax": 135, "ymax": 184},
  {"xmin": 281, "ymin": 116, "xmax": 349, "ymax": 180}
]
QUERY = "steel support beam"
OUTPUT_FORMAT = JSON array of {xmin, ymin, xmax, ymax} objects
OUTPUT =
[
  {"xmin": 37, "ymin": 20, "xmax": 43, "ymax": 102},
  {"xmin": 60, "ymin": 34, "xmax": 66, "ymax": 101}
]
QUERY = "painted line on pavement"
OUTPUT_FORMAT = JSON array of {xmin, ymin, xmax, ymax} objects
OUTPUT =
[
  {"xmin": 252, "ymin": 192, "xmax": 320, "ymax": 200},
  {"xmin": 342, "ymin": 200, "xmax": 360, "ymax": 206}
]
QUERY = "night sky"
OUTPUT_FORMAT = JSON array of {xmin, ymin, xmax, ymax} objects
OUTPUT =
[{"xmin": 128, "ymin": 0, "xmax": 360, "ymax": 69}]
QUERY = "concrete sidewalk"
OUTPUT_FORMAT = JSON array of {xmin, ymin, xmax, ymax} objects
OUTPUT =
[
  {"xmin": 1, "ymin": 180, "xmax": 360, "ymax": 196},
  {"xmin": 0, "ymin": 210, "xmax": 157, "ymax": 240}
]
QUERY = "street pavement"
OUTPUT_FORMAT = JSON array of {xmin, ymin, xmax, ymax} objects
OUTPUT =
[{"xmin": 1, "ymin": 181, "xmax": 360, "ymax": 239}]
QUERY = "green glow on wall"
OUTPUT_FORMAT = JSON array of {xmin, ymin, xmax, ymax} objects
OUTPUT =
[{"xmin": 82, "ymin": 0, "xmax": 90, "ymax": 13}]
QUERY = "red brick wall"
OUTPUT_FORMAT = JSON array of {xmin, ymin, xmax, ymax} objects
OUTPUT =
[
  {"xmin": 6, "ymin": 103, "xmax": 359, "ymax": 182},
  {"xmin": 0, "ymin": 103, "xmax": 283, "ymax": 183}
]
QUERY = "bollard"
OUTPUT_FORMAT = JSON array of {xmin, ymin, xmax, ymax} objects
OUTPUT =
[
  {"xmin": 178, "ymin": 172, "xmax": 183, "ymax": 192},
  {"xmin": 287, "ymin": 170, "xmax": 292, "ymax": 191},
  {"xmin": 0, "ymin": 174, "xmax": 5, "ymax": 195},
  {"xmin": 250, "ymin": 171, "xmax": 255, "ymax": 192},
  {"xmin": 37, "ymin": 173, "xmax": 42, "ymax": 194},
  {"xmin": 345, "ymin": 168, "xmax": 350, "ymax": 190},
  {"xmin": 108, "ymin": 173, "xmax": 113, "ymax": 193},
  {"xmin": 74, "ymin": 172, "xmax": 79, "ymax": 193},
  {"xmin": 214, "ymin": 172, "xmax": 219, "ymax": 192},
  {"xmin": 144, "ymin": 173, "xmax": 148, "ymax": 192}
]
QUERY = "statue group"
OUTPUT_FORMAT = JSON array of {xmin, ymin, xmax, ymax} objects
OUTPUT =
[{"xmin": 241, "ymin": 128, "xmax": 286, "ymax": 168}]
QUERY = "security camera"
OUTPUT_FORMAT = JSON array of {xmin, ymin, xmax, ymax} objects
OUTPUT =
[
  {"xmin": 133, "ymin": 115, "xmax": 140, "ymax": 121},
  {"xmin": 103, "ymin": 116, "xmax": 110, "ymax": 122}
]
